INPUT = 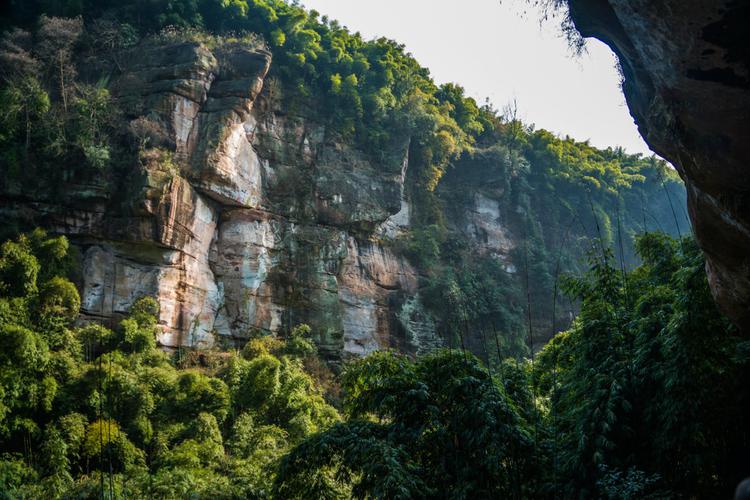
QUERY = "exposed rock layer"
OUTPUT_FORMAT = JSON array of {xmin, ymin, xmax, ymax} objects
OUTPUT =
[
  {"xmin": 1, "ymin": 26, "xmax": 694, "ymax": 357},
  {"xmin": 4, "ymin": 41, "xmax": 432, "ymax": 358},
  {"xmin": 567, "ymin": 0, "xmax": 750, "ymax": 328},
  {"xmin": 0, "ymin": 40, "xmax": 432, "ymax": 357}
]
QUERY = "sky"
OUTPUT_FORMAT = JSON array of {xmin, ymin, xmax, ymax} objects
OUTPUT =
[{"xmin": 300, "ymin": 0, "xmax": 653, "ymax": 156}]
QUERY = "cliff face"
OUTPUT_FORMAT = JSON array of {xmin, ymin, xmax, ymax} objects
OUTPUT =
[
  {"xmin": 1, "ymin": 40, "xmax": 433, "ymax": 358},
  {"xmin": 0, "ymin": 31, "xmax": 688, "ymax": 358},
  {"xmin": 566, "ymin": 0, "xmax": 750, "ymax": 329}
]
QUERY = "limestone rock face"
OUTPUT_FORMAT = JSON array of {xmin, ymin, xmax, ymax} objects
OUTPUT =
[
  {"xmin": 466, "ymin": 193, "xmax": 515, "ymax": 262},
  {"xmin": 567, "ymin": 0, "xmax": 750, "ymax": 329},
  {"xmin": 11, "ymin": 40, "xmax": 432, "ymax": 357},
  {"xmin": 338, "ymin": 237, "xmax": 419, "ymax": 355}
]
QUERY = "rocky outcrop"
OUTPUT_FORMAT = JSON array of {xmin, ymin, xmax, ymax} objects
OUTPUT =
[
  {"xmin": 0, "ymin": 23, "xmax": 697, "ymax": 358},
  {"xmin": 566, "ymin": 0, "xmax": 750, "ymax": 329},
  {"xmin": 8, "ymin": 40, "xmax": 435, "ymax": 357},
  {"xmin": 338, "ymin": 237, "xmax": 419, "ymax": 355}
]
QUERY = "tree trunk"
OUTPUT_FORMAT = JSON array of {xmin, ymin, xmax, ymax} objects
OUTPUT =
[
  {"xmin": 59, "ymin": 50, "xmax": 67, "ymax": 113},
  {"xmin": 25, "ymin": 106, "xmax": 30, "ymax": 152}
]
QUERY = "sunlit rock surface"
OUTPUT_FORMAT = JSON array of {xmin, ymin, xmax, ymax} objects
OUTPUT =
[
  {"xmin": 6, "ymin": 40, "xmax": 439, "ymax": 357},
  {"xmin": 2, "ymin": 37, "xmax": 534, "ymax": 358}
]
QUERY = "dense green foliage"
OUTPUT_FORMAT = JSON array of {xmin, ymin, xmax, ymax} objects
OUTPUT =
[
  {"xmin": 535, "ymin": 233, "xmax": 750, "ymax": 497},
  {"xmin": 0, "ymin": 15, "xmax": 120, "ymax": 196},
  {"xmin": 274, "ymin": 233, "xmax": 749, "ymax": 498},
  {"xmin": 0, "ymin": 230, "xmax": 340, "ymax": 497},
  {"xmin": 276, "ymin": 350, "xmax": 540, "ymax": 499},
  {"xmin": 418, "ymin": 113, "xmax": 687, "ymax": 360},
  {"xmin": 2, "ymin": 2, "xmax": 739, "ymax": 498},
  {"xmin": 0, "ymin": 228, "xmax": 747, "ymax": 497}
]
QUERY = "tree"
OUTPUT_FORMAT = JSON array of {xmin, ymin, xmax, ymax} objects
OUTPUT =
[
  {"xmin": 536, "ymin": 233, "xmax": 750, "ymax": 497},
  {"xmin": 0, "ymin": 77, "xmax": 49, "ymax": 158},
  {"xmin": 35, "ymin": 15, "xmax": 82, "ymax": 114},
  {"xmin": 275, "ymin": 350, "xmax": 539, "ymax": 498},
  {"xmin": 71, "ymin": 84, "xmax": 114, "ymax": 169}
]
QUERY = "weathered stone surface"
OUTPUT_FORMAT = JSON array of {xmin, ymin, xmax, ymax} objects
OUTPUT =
[
  {"xmin": 206, "ymin": 204, "xmax": 427, "ymax": 356},
  {"xmin": 338, "ymin": 237, "xmax": 420, "ymax": 355},
  {"xmin": 567, "ymin": 0, "xmax": 750, "ymax": 328},
  {"xmin": 376, "ymin": 199, "xmax": 411, "ymax": 239},
  {"xmin": 3, "ymin": 39, "xmax": 428, "ymax": 359},
  {"xmin": 115, "ymin": 42, "xmax": 218, "ymax": 104},
  {"xmin": 212, "ymin": 209, "xmax": 283, "ymax": 339},
  {"xmin": 114, "ymin": 42, "xmax": 219, "ymax": 155},
  {"xmin": 313, "ymin": 142, "xmax": 406, "ymax": 229},
  {"xmin": 249, "ymin": 109, "xmax": 411, "ymax": 228},
  {"xmin": 465, "ymin": 193, "xmax": 515, "ymax": 263},
  {"xmin": 191, "ymin": 111, "xmax": 266, "ymax": 207},
  {"xmin": 189, "ymin": 50, "xmax": 271, "ymax": 206},
  {"xmin": 397, "ymin": 295, "xmax": 440, "ymax": 355},
  {"xmin": 80, "ymin": 245, "xmax": 223, "ymax": 348},
  {"xmin": 439, "ymin": 159, "xmax": 517, "ymax": 272},
  {"xmin": 78, "ymin": 176, "xmax": 222, "ymax": 347}
]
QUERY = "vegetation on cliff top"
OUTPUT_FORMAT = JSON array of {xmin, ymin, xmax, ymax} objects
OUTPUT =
[
  {"xmin": 0, "ymin": 0, "xmax": 681, "ymax": 192},
  {"xmin": 413, "ymin": 115, "xmax": 686, "ymax": 360}
]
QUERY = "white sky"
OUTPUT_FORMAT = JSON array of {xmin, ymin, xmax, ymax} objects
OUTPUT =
[{"xmin": 301, "ymin": 0, "xmax": 653, "ymax": 156}]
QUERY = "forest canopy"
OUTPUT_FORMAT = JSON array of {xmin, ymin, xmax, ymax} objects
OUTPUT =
[
  {"xmin": 0, "ymin": 229, "xmax": 341, "ymax": 497},
  {"xmin": 0, "ymin": 229, "xmax": 747, "ymax": 497},
  {"xmin": 0, "ymin": 0, "xmax": 682, "ymax": 194}
]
